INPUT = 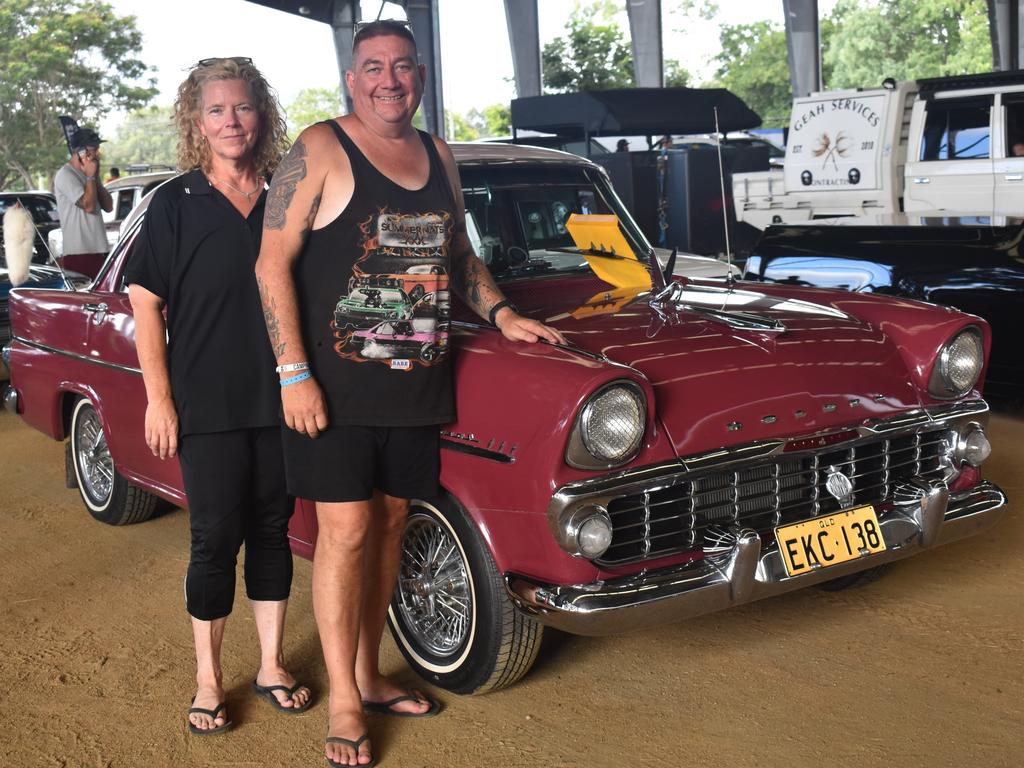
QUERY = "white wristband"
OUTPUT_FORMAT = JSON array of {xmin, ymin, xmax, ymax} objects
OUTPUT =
[{"xmin": 275, "ymin": 362, "xmax": 309, "ymax": 373}]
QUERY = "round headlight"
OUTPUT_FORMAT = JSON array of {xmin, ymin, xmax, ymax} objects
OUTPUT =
[
  {"xmin": 957, "ymin": 427, "xmax": 991, "ymax": 467},
  {"xmin": 577, "ymin": 514, "xmax": 614, "ymax": 559},
  {"xmin": 581, "ymin": 385, "xmax": 645, "ymax": 464},
  {"xmin": 931, "ymin": 329, "xmax": 983, "ymax": 398}
]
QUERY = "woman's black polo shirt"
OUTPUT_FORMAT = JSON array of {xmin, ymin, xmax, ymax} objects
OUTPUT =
[{"xmin": 124, "ymin": 169, "xmax": 279, "ymax": 437}]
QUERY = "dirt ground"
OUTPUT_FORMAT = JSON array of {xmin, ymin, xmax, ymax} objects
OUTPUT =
[{"xmin": 1, "ymin": 406, "xmax": 1021, "ymax": 768}]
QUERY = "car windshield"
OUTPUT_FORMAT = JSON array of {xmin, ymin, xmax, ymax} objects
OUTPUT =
[
  {"xmin": 0, "ymin": 194, "xmax": 59, "ymax": 226},
  {"xmin": 459, "ymin": 164, "xmax": 652, "ymax": 282}
]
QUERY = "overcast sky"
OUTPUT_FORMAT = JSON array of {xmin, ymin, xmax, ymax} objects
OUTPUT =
[{"xmin": 103, "ymin": 0, "xmax": 837, "ymax": 126}]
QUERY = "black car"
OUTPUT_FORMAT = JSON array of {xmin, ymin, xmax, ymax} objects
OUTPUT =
[
  {"xmin": 743, "ymin": 214, "xmax": 1024, "ymax": 395},
  {"xmin": 0, "ymin": 191, "xmax": 60, "ymax": 264}
]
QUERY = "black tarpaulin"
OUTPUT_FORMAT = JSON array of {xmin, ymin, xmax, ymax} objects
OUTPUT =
[
  {"xmin": 244, "ymin": 0, "xmax": 336, "ymax": 24},
  {"xmin": 511, "ymin": 88, "xmax": 761, "ymax": 137}
]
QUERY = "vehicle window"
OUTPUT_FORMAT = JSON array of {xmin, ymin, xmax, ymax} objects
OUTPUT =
[
  {"xmin": 1004, "ymin": 95, "xmax": 1024, "ymax": 158},
  {"xmin": 0, "ymin": 195, "xmax": 59, "ymax": 225},
  {"xmin": 920, "ymin": 97, "xmax": 992, "ymax": 161},
  {"xmin": 460, "ymin": 165, "xmax": 644, "ymax": 281},
  {"xmin": 115, "ymin": 190, "xmax": 135, "ymax": 221},
  {"xmin": 112, "ymin": 226, "xmax": 143, "ymax": 292}
]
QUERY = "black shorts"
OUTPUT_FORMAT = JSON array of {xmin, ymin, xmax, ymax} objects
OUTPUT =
[{"xmin": 282, "ymin": 424, "xmax": 441, "ymax": 502}]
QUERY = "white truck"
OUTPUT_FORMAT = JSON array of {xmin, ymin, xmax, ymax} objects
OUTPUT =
[{"xmin": 734, "ymin": 71, "xmax": 1024, "ymax": 229}]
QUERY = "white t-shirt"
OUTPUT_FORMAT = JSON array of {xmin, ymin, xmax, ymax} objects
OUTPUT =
[{"xmin": 53, "ymin": 163, "xmax": 108, "ymax": 254}]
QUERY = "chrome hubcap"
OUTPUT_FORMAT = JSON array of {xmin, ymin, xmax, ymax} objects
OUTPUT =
[
  {"xmin": 76, "ymin": 408, "xmax": 113, "ymax": 505},
  {"xmin": 395, "ymin": 511, "xmax": 471, "ymax": 656}
]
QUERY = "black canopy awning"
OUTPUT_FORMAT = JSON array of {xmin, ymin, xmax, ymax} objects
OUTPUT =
[
  {"xmin": 245, "ymin": 0, "xmax": 335, "ymax": 24},
  {"xmin": 511, "ymin": 88, "xmax": 761, "ymax": 137}
]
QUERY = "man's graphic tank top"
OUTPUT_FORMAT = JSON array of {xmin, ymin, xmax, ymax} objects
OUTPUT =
[{"xmin": 293, "ymin": 121, "xmax": 455, "ymax": 426}]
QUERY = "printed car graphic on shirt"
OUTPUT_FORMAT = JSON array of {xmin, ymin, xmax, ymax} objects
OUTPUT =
[
  {"xmin": 350, "ymin": 319, "xmax": 449, "ymax": 362},
  {"xmin": 353, "ymin": 262, "xmax": 450, "ymax": 302},
  {"xmin": 333, "ymin": 285, "xmax": 414, "ymax": 330}
]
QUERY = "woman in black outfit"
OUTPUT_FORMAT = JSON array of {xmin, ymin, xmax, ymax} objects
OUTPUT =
[{"xmin": 126, "ymin": 57, "xmax": 311, "ymax": 735}]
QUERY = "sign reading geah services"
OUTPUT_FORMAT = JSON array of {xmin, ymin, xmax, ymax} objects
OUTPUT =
[{"xmin": 784, "ymin": 93, "xmax": 888, "ymax": 192}]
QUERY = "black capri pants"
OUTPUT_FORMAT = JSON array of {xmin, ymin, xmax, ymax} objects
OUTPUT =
[{"xmin": 178, "ymin": 427, "xmax": 294, "ymax": 621}]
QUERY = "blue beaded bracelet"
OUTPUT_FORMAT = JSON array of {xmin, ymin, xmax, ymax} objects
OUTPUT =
[{"xmin": 280, "ymin": 371, "xmax": 312, "ymax": 387}]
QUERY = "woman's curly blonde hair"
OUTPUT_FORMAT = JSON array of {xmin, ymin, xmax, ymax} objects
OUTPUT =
[{"xmin": 174, "ymin": 57, "xmax": 289, "ymax": 176}]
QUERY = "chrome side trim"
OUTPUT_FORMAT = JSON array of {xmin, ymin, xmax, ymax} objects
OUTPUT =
[
  {"xmin": 511, "ymin": 481, "xmax": 1006, "ymax": 637},
  {"xmin": 11, "ymin": 336, "xmax": 142, "ymax": 376},
  {"xmin": 440, "ymin": 438, "xmax": 514, "ymax": 464}
]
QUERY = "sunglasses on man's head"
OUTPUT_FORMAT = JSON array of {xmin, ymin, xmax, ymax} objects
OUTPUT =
[
  {"xmin": 352, "ymin": 18, "xmax": 414, "ymax": 40},
  {"xmin": 196, "ymin": 56, "xmax": 253, "ymax": 67}
]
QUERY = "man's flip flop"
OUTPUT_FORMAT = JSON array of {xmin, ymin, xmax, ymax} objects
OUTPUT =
[
  {"xmin": 326, "ymin": 734, "xmax": 375, "ymax": 768},
  {"xmin": 187, "ymin": 702, "xmax": 232, "ymax": 735},
  {"xmin": 252, "ymin": 680, "xmax": 313, "ymax": 713},
  {"xmin": 362, "ymin": 690, "xmax": 441, "ymax": 718}
]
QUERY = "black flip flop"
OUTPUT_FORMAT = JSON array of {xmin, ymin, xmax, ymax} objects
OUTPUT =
[
  {"xmin": 362, "ymin": 690, "xmax": 441, "ymax": 718},
  {"xmin": 252, "ymin": 680, "xmax": 313, "ymax": 713},
  {"xmin": 326, "ymin": 734, "xmax": 375, "ymax": 768},
  {"xmin": 187, "ymin": 701, "xmax": 232, "ymax": 736}
]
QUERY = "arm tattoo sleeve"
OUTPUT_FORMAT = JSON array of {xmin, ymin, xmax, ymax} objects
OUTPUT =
[
  {"xmin": 265, "ymin": 139, "xmax": 307, "ymax": 230},
  {"xmin": 257, "ymin": 276, "xmax": 286, "ymax": 358}
]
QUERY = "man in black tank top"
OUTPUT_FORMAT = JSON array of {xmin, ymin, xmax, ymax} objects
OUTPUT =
[{"xmin": 255, "ymin": 19, "xmax": 565, "ymax": 768}]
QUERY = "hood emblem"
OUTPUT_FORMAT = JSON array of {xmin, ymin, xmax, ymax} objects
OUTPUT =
[{"xmin": 825, "ymin": 466, "xmax": 855, "ymax": 508}]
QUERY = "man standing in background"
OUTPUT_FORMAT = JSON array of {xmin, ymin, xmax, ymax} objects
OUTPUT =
[{"xmin": 53, "ymin": 127, "xmax": 112, "ymax": 278}]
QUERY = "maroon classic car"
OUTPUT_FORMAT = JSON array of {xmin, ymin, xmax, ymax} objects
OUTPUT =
[{"xmin": 2, "ymin": 144, "xmax": 1006, "ymax": 696}]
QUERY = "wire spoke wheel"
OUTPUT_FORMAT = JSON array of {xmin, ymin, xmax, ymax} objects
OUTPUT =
[
  {"xmin": 396, "ymin": 511, "xmax": 472, "ymax": 656},
  {"xmin": 69, "ymin": 398, "xmax": 158, "ymax": 525},
  {"xmin": 75, "ymin": 407, "xmax": 113, "ymax": 506}
]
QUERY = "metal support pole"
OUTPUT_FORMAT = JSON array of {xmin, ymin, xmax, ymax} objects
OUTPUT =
[
  {"xmin": 626, "ymin": 0, "xmax": 663, "ymax": 88},
  {"xmin": 331, "ymin": 0, "xmax": 360, "ymax": 115},
  {"xmin": 504, "ymin": 0, "xmax": 542, "ymax": 97},
  {"xmin": 782, "ymin": 0, "xmax": 820, "ymax": 98},
  {"xmin": 407, "ymin": 0, "xmax": 445, "ymax": 137},
  {"xmin": 987, "ymin": 0, "xmax": 1019, "ymax": 71}
]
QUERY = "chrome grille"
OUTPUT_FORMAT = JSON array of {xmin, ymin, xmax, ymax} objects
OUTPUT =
[{"xmin": 600, "ymin": 429, "xmax": 949, "ymax": 566}]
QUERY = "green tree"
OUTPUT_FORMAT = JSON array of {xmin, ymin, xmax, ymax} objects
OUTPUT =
[
  {"xmin": 710, "ymin": 20, "xmax": 793, "ymax": 127},
  {"xmin": 824, "ymin": 0, "xmax": 991, "ymax": 89},
  {"xmin": 542, "ymin": 0, "xmax": 633, "ymax": 92},
  {"xmin": 664, "ymin": 59, "xmax": 690, "ymax": 88},
  {"xmin": 0, "ymin": 0, "xmax": 156, "ymax": 189},
  {"xmin": 445, "ymin": 110, "xmax": 479, "ymax": 141},
  {"xmin": 104, "ymin": 105, "xmax": 176, "ymax": 169},
  {"xmin": 285, "ymin": 87, "xmax": 343, "ymax": 139},
  {"xmin": 465, "ymin": 103, "xmax": 511, "ymax": 137}
]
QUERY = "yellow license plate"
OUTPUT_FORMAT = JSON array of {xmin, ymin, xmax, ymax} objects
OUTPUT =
[{"xmin": 775, "ymin": 505, "xmax": 886, "ymax": 577}]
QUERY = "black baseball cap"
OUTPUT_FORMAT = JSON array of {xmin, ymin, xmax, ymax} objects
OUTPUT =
[{"xmin": 70, "ymin": 128, "xmax": 104, "ymax": 150}]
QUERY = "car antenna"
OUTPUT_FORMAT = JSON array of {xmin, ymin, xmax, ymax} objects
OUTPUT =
[{"xmin": 713, "ymin": 106, "xmax": 735, "ymax": 287}]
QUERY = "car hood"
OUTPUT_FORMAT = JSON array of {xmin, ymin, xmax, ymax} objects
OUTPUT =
[{"xmin": 505, "ymin": 276, "xmax": 924, "ymax": 456}]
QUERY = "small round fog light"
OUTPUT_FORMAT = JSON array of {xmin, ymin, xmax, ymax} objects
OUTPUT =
[
  {"xmin": 959, "ymin": 428, "xmax": 991, "ymax": 467},
  {"xmin": 577, "ymin": 515, "xmax": 613, "ymax": 559}
]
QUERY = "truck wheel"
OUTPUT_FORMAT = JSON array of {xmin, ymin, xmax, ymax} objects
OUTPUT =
[
  {"xmin": 70, "ymin": 397, "xmax": 158, "ymax": 525},
  {"xmin": 387, "ymin": 495, "xmax": 543, "ymax": 695},
  {"xmin": 419, "ymin": 343, "xmax": 438, "ymax": 362},
  {"xmin": 410, "ymin": 285, "xmax": 425, "ymax": 301}
]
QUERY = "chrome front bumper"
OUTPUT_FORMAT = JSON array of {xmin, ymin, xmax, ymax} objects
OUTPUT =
[{"xmin": 506, "ymin": 480, "xmax": 1006, "ymax": 636}]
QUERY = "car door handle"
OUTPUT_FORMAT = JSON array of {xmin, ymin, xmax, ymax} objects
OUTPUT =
[
  {"xmin": 912, "ymin": 177, "xmax": 930, "ymax": 184},
  {"xmin": 84, "ymin": 303, "xmax": 108, "ymax": 313},
  {"xmin": 1005, "ymin": 173, "xmax": 1023, "ymax": 181}
]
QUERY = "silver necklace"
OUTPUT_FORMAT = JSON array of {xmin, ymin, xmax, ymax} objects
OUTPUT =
[{"xmin": 209, "ymin": 174, "xmax": 263, "ymax": 200}]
